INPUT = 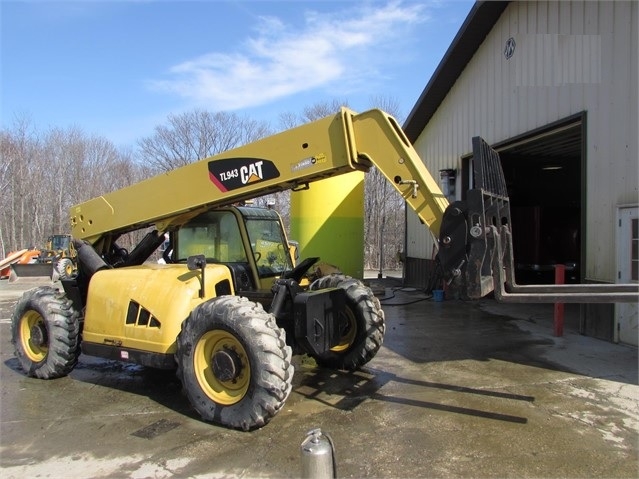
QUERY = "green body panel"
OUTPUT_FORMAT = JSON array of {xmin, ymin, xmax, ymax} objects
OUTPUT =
[{"xmin": 290, "ymin": 173, "xmax": 365, "ymax": 278}]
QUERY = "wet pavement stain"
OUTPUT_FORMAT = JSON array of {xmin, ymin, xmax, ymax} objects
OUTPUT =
[{"xmin": 131, "ymin": 419, "xmax": 181, "ymax": 439}]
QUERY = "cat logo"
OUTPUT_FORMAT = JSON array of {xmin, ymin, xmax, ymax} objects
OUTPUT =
[
  {"xmin": 208, "ymin": 157, "xmax": 280, "ymax": 192},
  {"xmin": 240, "ymin": 161, "xmax": 263, "ymax": 184}
]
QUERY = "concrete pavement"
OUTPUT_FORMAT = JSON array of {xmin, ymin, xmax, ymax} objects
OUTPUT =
[{"xmin": 0, "ymin": 277, "xmax": 637, "ymax": 478}]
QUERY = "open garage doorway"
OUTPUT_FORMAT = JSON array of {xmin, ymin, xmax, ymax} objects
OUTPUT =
[
  {"xmin": 463, "ymin": 113, "xmax": 585, "ymax": 285},
  {"xmin": 499, "ymin": 114, "xmax": 584, "ymax": 284}
]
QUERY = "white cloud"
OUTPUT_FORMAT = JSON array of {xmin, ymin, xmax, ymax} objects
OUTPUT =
[{"xmin": 149, "ymin": 1, "xmax": 428, "ymax": 111}]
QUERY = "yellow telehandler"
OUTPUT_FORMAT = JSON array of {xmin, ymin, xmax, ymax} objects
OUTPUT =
[{"xmin": 11, "ymin": 108, "xmax": 638, "ymax": 430}]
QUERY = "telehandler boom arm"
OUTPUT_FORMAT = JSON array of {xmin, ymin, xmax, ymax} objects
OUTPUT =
[
  {"xmin": 71, "ymin": 108, "xmax": 448, "ymax": 244},
  {"xmin": 70, "ymin": 108, "xmax": 638, "ymax": 303}
]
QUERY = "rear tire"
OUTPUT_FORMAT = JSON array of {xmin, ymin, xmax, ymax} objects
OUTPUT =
[
  {"xmin": 176, "ymin": 296, "xmax": 293, "ymax": 431},
  {"xmin": 11, "ymin": 286, "xmax": 81, "ymax": 379},
  {"xmin": 309, "ymin": 274, "xmax": 385, "ymax": 370}
]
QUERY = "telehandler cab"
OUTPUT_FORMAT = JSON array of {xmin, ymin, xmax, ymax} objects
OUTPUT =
[{"xmin": 11, "ymin": 108, "xmax": 638, "ymax": 431}]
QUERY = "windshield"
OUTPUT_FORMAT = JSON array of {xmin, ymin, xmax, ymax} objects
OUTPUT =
[
  {"xmin": 245, "ymin": 218, "xmax": 293, "ymax": 278},
  {"xmin": 50, "ymin": 235, "xmax": 69, "ymax": 250},
  {"xmin": 176, "ymin": 211, "xmax": 247, "ymax": 263}
]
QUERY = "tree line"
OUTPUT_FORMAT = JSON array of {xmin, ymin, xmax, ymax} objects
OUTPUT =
[{"xmin": 1, "ymin": 100, "xmax": 405, "ymax": 271}]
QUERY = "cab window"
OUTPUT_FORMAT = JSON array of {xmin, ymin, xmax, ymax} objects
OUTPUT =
[
  {"xmin": 244, "ymin": 218, "xmax": 293, "ymax": 277},
  {"xmin": 176, "ymin": 211, "xmax": 247, "ymax": 263}
]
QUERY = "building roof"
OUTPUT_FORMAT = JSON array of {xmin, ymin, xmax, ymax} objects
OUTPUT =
[{"xmin": 403, "ymin": 1, "xmax": 510, "ymax": 142}]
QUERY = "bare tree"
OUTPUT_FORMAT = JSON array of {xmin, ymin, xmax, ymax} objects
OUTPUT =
[
  {"xmin": 278, "ymin": 99, "xmax": 349, "ymax": 128},
  {"xmin": 0, "ymin": 119, "xmax": 142, "ymax": 254},
  {"xmin": 0, "ymin": 131, "xmax": 12, "ymax": 257},
  {"xmin": 277, "ymin": 111, "xmax": 300, "ymax": 131},
  {"xmin": 0, "ymin": 116, "xmax": 41, "ymax": 254},
  {"xmin": 137, "ymin": 109, "xmax": 272, "ymax": 172},
  {"xmin": 364, "ymin": 95, "xmax": 406, "ymax": 271},
  {"xmin": 0, "ymin": 132, "xmax": 13, "ymax": 196}
]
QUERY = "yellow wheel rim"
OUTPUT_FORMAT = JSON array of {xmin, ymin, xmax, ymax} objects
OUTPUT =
[
  {"xmin": 19, "ymin": 310, "xmax": 48, "ymax": 362},
  {"xmin": 194, "ymin": 330, "xmax": 250, "ymax": 405},
  {"xmin": 331, "ymin": 308, "xmax": 357, "ymax": 352}
]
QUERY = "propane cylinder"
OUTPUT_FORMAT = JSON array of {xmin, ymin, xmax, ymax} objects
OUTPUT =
[{"xmin": 300, "ymin": 428, "xmax": 336, "ymax": 479}]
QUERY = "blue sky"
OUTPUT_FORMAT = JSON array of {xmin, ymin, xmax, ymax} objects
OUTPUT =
[{"xmin": 1, "ymin": 0, "xmax": 474, "ymax": 147}]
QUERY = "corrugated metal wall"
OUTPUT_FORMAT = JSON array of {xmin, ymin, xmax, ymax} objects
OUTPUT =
[{"xmin": 408, "ymin": 0, "xmax": 638, "ymax": 284}]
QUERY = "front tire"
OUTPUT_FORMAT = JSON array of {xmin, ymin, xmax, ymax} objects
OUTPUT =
[
  {"xmin": 56, "ymin": 258, "xmax": 75, "ymax": 280},
  {"xmin": 11, "ymin": 286, "xmax": 81, "ymax": 379},
  {"xmin": 309, "ymin": 274, "xmax": 385, "ymax": 370},
  {"xmin": 176, "ymin": 296, "xmax": 293, "ymax": 431}
]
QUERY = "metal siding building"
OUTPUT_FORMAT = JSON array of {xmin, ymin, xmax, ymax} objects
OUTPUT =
[{"xmin": 403, "ymin": 1, "xmax": 638, "ymax": 343}]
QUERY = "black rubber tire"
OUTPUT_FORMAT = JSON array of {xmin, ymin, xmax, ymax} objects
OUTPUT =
[
  {"xmin": 11, "ymin": 286, "xmax": 81, "ymax": 379},
  {"xmin": 309, "ymin": 274, "xmax": 385, "ymax": 370},
  {"xmin": 176, "ymin": 295, "xmax": 293, "ymax": 431},
  {"xmin": 56, "ymin": 258, "xmax": 75, "ymax": 280}
]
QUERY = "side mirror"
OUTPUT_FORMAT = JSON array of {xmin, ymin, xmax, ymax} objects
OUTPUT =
[
  {"xmin": 289, "ymin": 240, "xmax": 300, "ymax": 261},
  {"xmin": 187, "ymin": 254, "xmax": 206, "ymax": 298}
]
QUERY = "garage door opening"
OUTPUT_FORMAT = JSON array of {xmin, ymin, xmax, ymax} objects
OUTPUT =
[{"xmin": 464, "ymin": 113, "xmax": 585, "ymax": 284}]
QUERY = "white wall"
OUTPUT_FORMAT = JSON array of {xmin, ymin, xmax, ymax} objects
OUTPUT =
[{"xmin": 408, "ymin": 0, "xmax": 638, "ymax": 283}]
